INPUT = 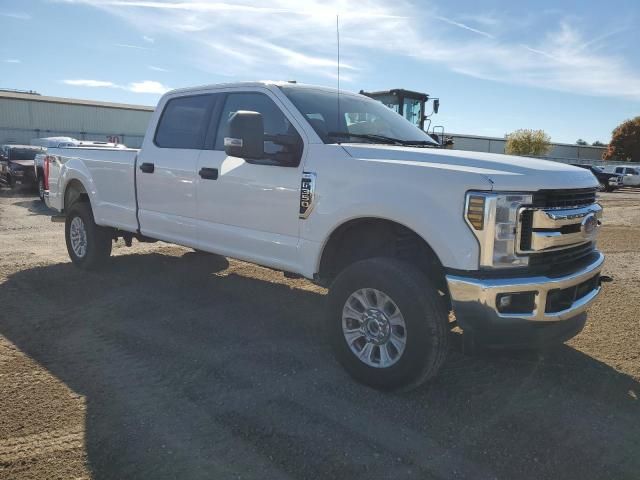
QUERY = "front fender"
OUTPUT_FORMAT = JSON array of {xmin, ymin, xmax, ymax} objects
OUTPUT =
[{"xmin": 301, "ymin": 152, "xmax": 494, "ymax": 274}]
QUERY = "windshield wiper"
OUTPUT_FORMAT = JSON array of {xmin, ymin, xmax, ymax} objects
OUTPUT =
[{"xmin": 326, "ymin": 132, "xmax": 435, "ymax": 147}]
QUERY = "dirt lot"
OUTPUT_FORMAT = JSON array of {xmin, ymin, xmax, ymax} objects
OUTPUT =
[{"xmin": 1, "ymin": 188, "xmax": 639, "ymax": 480}]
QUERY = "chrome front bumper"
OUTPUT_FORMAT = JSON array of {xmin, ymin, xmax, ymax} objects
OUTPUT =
[{"xmin": 446, "ymin": 252, "xmax": 604, "ymax": 324}]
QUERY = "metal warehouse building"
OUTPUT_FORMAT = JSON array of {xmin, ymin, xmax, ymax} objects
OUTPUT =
[
  {"xmin": 0, "ymin": 90, "xmax": 154, "ymax": 148},
  {"xmin": 449, "ymin": 133, "xmax": 609, "ymax": 163}
]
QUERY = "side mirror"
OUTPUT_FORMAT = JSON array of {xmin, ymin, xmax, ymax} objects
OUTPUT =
[
  {"xmin": 433, "ymin": 99, "xmax": 440, "ymax": 114},
  {"xmin": 224, "ymin": 110, "xmax": 264, "ymax": 159}
]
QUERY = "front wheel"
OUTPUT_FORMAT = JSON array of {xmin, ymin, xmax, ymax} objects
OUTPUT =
[
  {"xmin": 328, "ymin": 258, "xmax": 449, "ymax": 391},
  {"xmin": 65, "ymin": 201, "xmax": 113, "ymax": 270}
]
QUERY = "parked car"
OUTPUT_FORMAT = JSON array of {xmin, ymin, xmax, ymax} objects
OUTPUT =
[
  {"xmin": 0, "ymin": 145, "xmax": 44, "ymax": 190},
  {"xmin": 570, "ymin": 164, "xmax": 624, "ymax": 191},
  {"xmin": 44, "ymin": 81, "xmax": 605, "ymax": 391},
  {"xmin": 30, "ymin": 137, "xmax": 127, "ymax": 201},
  {"xmin": 602, "ymin": 165, "xmax": 640, "ymax": 187}
]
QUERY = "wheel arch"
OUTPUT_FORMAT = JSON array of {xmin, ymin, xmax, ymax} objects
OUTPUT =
[
  {"xmin": 63, "ymin": 178, "xmax": 90, "ymax": 211},
  {"xmin": 317, "ymin": 217, "xmax": 450, "ymax": 303}
]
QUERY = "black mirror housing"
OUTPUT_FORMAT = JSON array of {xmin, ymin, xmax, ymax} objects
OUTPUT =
[
  {"xmin": 224, "ymin": 110, "xmax": 264, "ymax": 159},
  {"xmin": 433, "ymin": 99, "xmax": 440, "ymax": 114}
]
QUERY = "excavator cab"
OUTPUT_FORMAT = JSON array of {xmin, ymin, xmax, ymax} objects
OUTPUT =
[
  {"xmin": 360, "ymin": 88, "xmax": 451, "ymax": 148},
  {"xmin": 360, "ymin": 89, "xmax": 435, "ymax": 130}
]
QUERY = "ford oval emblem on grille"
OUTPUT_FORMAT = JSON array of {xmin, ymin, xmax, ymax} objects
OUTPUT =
[{"xmin": 581, "ymin": 213, "xmax": 598, "ymax": 236}]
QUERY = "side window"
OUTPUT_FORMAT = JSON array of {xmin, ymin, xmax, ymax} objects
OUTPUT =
[
  {"xmin": 214, "ymin": 92, "xmax": 302, "ymax": 160},
  {"xmin": 615, "ymin": 167, "xmax": 624, "ymax": 174},
  {"xmin": 154, "ymin": 95, "xmax": 214, "ymax": 149}
]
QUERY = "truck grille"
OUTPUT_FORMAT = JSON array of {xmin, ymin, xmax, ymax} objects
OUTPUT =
[
  {"xmin": 519, "ymin": 188, "xmax": 600, "ymax": 271},
  {"xmin": 532, "ymin": 188, "xmax": 597, "ymax": 209},
  {"xmin": 529, "ymin": 242, "xmax": 595, "ymax": 270}
]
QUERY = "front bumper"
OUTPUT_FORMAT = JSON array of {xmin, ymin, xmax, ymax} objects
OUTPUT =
[{"xmin": 446, "ymin": 252, "xmax": 604, "ymax": 346}]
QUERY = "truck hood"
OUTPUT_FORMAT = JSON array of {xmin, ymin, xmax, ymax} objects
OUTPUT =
[{"xmin": 342, "ymin": 144, "xmax": 598, "ymax": 191}]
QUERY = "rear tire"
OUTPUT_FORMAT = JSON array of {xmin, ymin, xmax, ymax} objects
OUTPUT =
[
  {"xmin": 328, "ymin": 257, "xmax": 449, "ymax": 391},
  {"xmin": 65, "ymin": 201, "xmax": 112, "ymax": 270},
  {"xmin": 38, "ymin": 177, "xmax": 45, "ymax": 201}
]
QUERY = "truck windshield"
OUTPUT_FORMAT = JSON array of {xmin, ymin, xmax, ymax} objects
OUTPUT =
[
  {"xmin": 280, "ymin": 86, "xmax": 438, "ymax": 146},
  {"xmin": 9, "ymin": 148, "xmax": 40, "ymax": 160}
]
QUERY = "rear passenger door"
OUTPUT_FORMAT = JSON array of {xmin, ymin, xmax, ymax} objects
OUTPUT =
[{"xmin": 136, "ymin": 93, "xmax": 219, "ymax": 247}]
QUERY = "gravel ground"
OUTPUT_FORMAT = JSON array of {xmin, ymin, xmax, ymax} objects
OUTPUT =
[{"xmin": 0, "ymin": 188, "xmax": 639, "ymax": 480}]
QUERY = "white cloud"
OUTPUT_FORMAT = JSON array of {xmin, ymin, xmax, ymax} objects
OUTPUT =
[
  {"xmin": 5, "ymin": 59, "xmax": 22, "ymax": 64},
  {"xmin": 63, "ymin": 78, "xmax": 170, "ymax": 94},
  {"xmin": 434, "ymin": 15, "xmax": 495, "ymax": 39},
  {"xmin": 58, "ymin": 0, "xmax": 640, "ymax": 99},
  {"xmin": 0, "ymin": 12, "xmax": 31, "ymax": 20},
  {"xmin": 64, "ymin": 79, "xmax": 116, "ymax": 87},
  {"xmin": 114, "ymin": 43, "xmax": 151, "ymax": 50},
  {"xmin": 128, "ymin": 80, "xmax": 169, "ymax": 93},
  {"xmin": 148, "ymin": 65, "xmax": 169, "ymax": 72},
  {"xmin": 142, "ymin": 35, "xmax": 154, "ymax": 43}
]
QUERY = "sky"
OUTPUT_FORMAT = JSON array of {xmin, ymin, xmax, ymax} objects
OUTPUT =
[{"xmin": 1, "ymin": 0, "xmax": 640, "ymax": 144}]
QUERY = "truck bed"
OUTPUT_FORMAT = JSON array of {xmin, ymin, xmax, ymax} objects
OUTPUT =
[{"xmin": 46, "ymin": 146, "xmax": 140, "ymax": 231}]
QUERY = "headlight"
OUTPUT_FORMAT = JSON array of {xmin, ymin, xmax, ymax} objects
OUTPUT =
[{"xmin": 465, "ymin": 192, "xmax": 533, "ymax": 269}]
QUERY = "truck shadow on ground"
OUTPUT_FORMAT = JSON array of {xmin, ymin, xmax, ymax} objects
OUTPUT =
[
  {"xmin": 0, "ymin": 190, "xmax": 54, "ymax": 216},
  {"xmin": 12, "ymin": 198, "xmax": 54, "ymax": 216},
  {"xmin": 1, "ymin": 250, "xmax": 639, "ymax": 479}
]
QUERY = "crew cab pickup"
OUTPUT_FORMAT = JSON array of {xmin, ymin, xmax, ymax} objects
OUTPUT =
[{"xmin": 45, "ymin": 82, "xmax": 605, "ymax": 390}]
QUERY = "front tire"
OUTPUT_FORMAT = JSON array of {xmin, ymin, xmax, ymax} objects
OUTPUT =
[
  {"xmin": 65, "ymin": 201, "xmax": 113, "ymax": 270},
  {"xmin": 328, "ymin": 258, "xmax": 449, "ymax": 391}
]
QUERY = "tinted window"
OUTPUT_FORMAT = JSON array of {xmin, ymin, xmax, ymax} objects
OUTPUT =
[
  {"xmin": 615, "ymin": 167, "xmax": 624, "ymax": 173},
  {"xmin": 214, "ymin": 92, "xmax": 300, "ymax": 156},
  {"xmin": 155, "ymin": 95, "xmax": 214, "ymax": 149}
]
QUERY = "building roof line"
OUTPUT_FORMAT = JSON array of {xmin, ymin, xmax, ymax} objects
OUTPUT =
[{"xmin": 0, "ymin": 91, "xmax": 155, "ymax": 111}]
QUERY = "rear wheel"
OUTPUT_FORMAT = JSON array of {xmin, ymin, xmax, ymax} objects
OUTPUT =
[
  {"xmin": 38, "ymin": 177, "xmax": 45, "ymax": 201},
  {"xmin": 328, "ymin": 258, "xmax": 449, "ymax": 391},
  {"xmin": 65, "ymin": 201, "xmax": 113, "ymax": 270}
]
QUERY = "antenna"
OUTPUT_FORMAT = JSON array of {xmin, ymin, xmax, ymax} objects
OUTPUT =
[{"xmin": 336, "ymin": 14, "xmax": 341, "ymax": 130}]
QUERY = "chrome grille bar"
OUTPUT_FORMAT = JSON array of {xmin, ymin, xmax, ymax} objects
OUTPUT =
[{"xmin": 518, "ymin": 203, "xmax": 602, "ymax": 253}]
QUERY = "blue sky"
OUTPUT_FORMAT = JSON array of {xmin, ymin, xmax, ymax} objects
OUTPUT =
[{"xmin": 1, "ymin": 0, "xmax": 639, "ymax": 143}]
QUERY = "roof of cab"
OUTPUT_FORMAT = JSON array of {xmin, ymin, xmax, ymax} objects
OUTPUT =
[{"xmin": 164, "ymin": 80, "xmax": 353, "ymax": 97}]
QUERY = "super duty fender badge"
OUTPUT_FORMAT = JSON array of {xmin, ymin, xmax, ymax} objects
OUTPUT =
[{"xmin": 299, "ymin": 172, "xmax": 317, "ymax": 219}]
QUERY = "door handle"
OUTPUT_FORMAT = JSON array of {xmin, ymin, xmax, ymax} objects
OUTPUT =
[
  {"xmin": 199, "ymin": 167, "xmax": 218, "ymax": 180},
  {"xmin": 139, "ymin": 162, "xmax": 155, "ymax": 173}
]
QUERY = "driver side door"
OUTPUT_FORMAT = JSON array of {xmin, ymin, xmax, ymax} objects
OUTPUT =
[{"xmin": 195, "ymin": 88, "xmax": 307, "ymax": 272}]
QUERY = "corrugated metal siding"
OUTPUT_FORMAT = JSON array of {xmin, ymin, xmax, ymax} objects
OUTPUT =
[
  {"xmin": 0, "ymin": 96, "xmax": 152, "ymax": 147},
  {"xmin": 449, "ymin": 133, "xmax": 611, "ymax": 162}
]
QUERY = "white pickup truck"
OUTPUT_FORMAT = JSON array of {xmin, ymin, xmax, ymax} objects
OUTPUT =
[{"xmin": 45, "ymin": 81, "xmax": 605, "ymax": 390}]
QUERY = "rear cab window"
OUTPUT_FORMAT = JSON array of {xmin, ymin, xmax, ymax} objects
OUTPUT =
[{"xmin": 154, "ymin": 95, "xmax": 217, "ymax": 149}]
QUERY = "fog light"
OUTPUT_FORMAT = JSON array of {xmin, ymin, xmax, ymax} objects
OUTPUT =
[
  {"xmin": 498, "ymin": 294, "xmax": 512, "ymax": 309},
  {"xmin": 496, "ymin": 291, "xmax": 537, "ymax": 314}
]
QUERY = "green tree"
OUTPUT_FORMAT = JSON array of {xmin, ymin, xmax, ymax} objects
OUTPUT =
[
  {"xmin": 592, "ymin": 140, "xmax": 606, "ymax": 147},
  {"xmin": 505, "ymin": 129, "xmax": 552, "ymax": 156},
  {"xmin": 603, "ymin": 116, "xmax": 640, "ymax": 161},
  {"xmin": 576, "ymin": 139, "xmax": 588, "ymax": 145}
]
